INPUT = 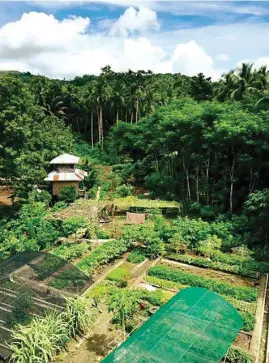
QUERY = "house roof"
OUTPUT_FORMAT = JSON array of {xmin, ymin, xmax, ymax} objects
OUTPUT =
[
  {"xmin": 50, "ymin": 153, "xmax": 80, "ymax": 165},
  {"xmin": 44, "ymin": 169, "xmax": 87, "ymax": 182}
]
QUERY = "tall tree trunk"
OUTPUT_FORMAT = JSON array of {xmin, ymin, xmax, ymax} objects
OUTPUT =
[
  {"xmin": 116, "ymin": 109, "xmax": 119, "ymax": 125},
  {"xmin": 99, "ymin": 106, "xmax": 103, "ymax": 148},
  {"xmin": 97, "ymin": 106, "xmax": 100, "ymax": 143},
  {"xmin": 229, "ymin": 152, "xmax": 235, "ymax": 213},
  {"xmin": 135, "ymin": 99, "xmax": 139, "ymax": 123},
  {"xmin": 130, "ymin": 111, "xmax": 133, "ymax": 124},
  {"xmin": 90, "ymin": 111, "xmax": 94, "ymax": 148},
  {"xmin": 76, "ymin": 116, "xmax": 80, "ymax": 133},
  {"xmin": 84, "ymin": 115, "xmax": 88, "ymax": 134},
  {"xmin": 196, "ymin": 167, "xmax": 199, "ymax": 202},
  {"xmin": 205, "ymin": 149, "xmax": 210, "ymax": 203}
]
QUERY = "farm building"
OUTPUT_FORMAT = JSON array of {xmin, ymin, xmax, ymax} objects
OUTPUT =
[{"xmin": 44, "ymin": 153, "xmax": 87, "ymax": 196}]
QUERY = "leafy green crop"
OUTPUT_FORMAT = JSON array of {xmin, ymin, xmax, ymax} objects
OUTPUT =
[{"xmin": 148, "ymin": 266, "xmax": 258, "ymax": 302}]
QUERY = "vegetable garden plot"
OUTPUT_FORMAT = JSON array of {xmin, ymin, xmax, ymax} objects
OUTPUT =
[
  {"xmin": 0, "ymin": 252, "xmax": 92, "ymax": 360},
  {"xmin": 103, "ymin": 287, "xmax": 243, "ymax": 363}
]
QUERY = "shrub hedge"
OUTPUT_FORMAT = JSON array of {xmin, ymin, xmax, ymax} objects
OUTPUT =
[{"xmin": 148, "ymin": 266, "xmax": 258, "ymax": 302}]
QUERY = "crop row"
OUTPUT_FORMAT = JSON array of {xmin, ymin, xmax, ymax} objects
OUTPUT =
[
  {"xmin": 145, "ymin": 275, "xmax": 257, "ymax": 315},
  {"xmin": 196, "ymin": 247, "xmax": 269, "ymax": 273},
  {"xmin": 147, "ymin": 265, "xmax": 258, "ymax": 302},
  {"xmin": 166, "ymin": 253, "xmax": 258, "ymax": 278},
  {"xmin": 76, "ymin": 239, "xmax": 130, "ymax": 275}
]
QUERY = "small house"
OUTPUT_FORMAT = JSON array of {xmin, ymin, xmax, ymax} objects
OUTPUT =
[{"xmin": 44, "ymin": 153, "xmax": 87, "ymax": 197}]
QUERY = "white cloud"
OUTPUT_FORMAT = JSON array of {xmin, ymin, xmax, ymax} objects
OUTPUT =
[
  {"xmin": 254, "ymin": 57, "xmax": 269, "ymax": 69},
  {"xmin": 170, "ymin": 41, "xmax": 220, "ymax": 80},
  {"xmin": 216, "ymin": 53, "xmax": 230, "ymax": 62},
  {"xmin": 0, "ymin": 10, "xmax": 266, "ymax": 80},
  {"xmin": 109, "ymin": 6, "xmax": 160, "ymax": 37}
]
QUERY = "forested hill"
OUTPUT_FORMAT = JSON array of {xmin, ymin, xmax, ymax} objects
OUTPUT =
[{"xmin": 0, "ymin": 63, "xmax": 269, "ymax": 222}]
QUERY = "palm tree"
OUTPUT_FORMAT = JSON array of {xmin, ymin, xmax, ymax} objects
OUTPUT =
[
  {"xmin": 214, "ymin": 71, "xmax": 237, "ymax": 101},
  {"xmin": 110, "ymin": 80, "xmax": 126, "ymax": 125},
  {"xmin": 92, "ymin": 77, "xmax": 111, "ymax": 146}
]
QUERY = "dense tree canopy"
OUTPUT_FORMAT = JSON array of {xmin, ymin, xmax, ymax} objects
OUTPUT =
[{"xmin": 108, "ymin": 99, "xmax": 269, "ymax": 212}]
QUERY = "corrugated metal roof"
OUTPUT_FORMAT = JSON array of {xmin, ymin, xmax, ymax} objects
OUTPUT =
[
  {"xmin": 44, "ymin": 169, "xmax": 87, "ymax": 182},
  {"xmin": 50, "ymin": 153, "xmax": 80, "ymax": 165}
]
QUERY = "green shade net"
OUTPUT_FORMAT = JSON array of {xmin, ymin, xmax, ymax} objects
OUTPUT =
[{"xmin": 102, "ymin": 287, "xmax": 243, "ymax": 363}]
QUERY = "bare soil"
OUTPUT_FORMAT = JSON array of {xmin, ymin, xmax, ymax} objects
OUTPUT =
[{"xmin": 0, "ymin": 187, "xmax": 12, "ymax": 206}]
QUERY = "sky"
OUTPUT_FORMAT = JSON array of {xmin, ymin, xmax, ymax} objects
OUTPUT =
[{"xmin": 0, "ymin": 0, "xmax": 268, "ymax": 79}]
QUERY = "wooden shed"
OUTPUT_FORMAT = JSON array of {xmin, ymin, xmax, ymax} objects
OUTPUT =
[{"xmin": 44, "ymin": 153, "xmax": 87, "ymax": 197}]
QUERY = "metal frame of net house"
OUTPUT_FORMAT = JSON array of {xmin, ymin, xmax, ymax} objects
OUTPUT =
[{"xmin": 102, "ymin": 287, "xmax": 243, "ymax": 363}]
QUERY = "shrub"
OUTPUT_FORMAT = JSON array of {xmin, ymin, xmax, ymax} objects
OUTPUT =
[
  {"xmin": 28, "ymin": 190, "xmax": 52, "ymax": 206},
  {"xmin": 225, "ymin": 347, "xmax": 253, "ymax": 363},
  {"xmin": 62, "ymin": 217, "xmax": 88, "ymax": 237},
  {"xmin": 58, "ymin": 186, "xmax": 78, "ymax": 204},
  {"xmin": 240, "ymin": 311, "xmax": 256, "ymax": 332},
  {"xmin": 148, "ymin": 266, "xmax": 257, "ymax": 302},
  {"xmin": 50, "ymin": 242, "xmax": 90, "ymax": 262},
  {"xmin": 96, "ymin": 229, "xmax": 111, "ymax": 239},
  {"xmin": 127, "ymin": 250, "xmax": 146, "ymax": 263},
  {"xmin": 113, "ymin": 184, "xmax": 133, "ymax": 198},
  {"xmin": 198, "ymin": 235, "xmax": 222, "ymax": 250},
  {"xmin": 107, "ymin": 267, "xmax": 130, "ymax": 287},
  {"xmin": 51, "ymin": 201, "xmax": 67, "ymax": 212}
]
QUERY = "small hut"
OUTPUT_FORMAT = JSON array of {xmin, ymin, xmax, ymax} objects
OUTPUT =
[{"xmin": 44, "ymin": 153, "xmax": 87, "ymax": 197}]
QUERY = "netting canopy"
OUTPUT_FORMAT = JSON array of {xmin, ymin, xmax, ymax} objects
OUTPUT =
[{"xmin": 102, "ymin": 287, "xmax": 243, "ymax": 363}]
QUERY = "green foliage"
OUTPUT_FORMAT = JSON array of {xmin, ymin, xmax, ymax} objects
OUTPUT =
[
  {"xmin": 109, "ymin": 98, "xmax": 269, "ymax": 215},
  {"xmin": 198, "ymin": 235, "xmax": 222, "ymax": 249},
  {"xmin": 106, "ymin": 267, "xmax": 130, "ymax": 287},
  {"xmin": 27, "ymin": 190, "xmax": 52, "ymax": 206},
  {"xmin": 166, "ymin": 217, "xmax": 241, "ymax": 250},
  {"xmin": 0, "ymin": 73, "xmax": 74, "ymax": 199},
  {"xmin": 62, "ymin": 216, "xmax": 88, "ymax": 236},
  {"xmin": 145, "ymin": 275, "xmax": 186, "ymax": 291},
  {"xmin": 7, "ymin": 293, "xmax": 33, "ymax": 327},
  {"xmin": 107, "ymin": 288, "xmax": 139, "ymax": 335},
  {"xmin": 225, "ymin": 347, "xmax": 253, "ymax": 363},
  {"xmin": 166, "ymin": 253, "xmax": 258, "ymax": 278},
  {"xmin": 112, "ymin": 184, "xmax": 134, "ymax": 198},
  {"xmin": 50, "ymin": 242, "xmax": 90, "ymax": 262},
  {"xmin": 9, "ymin": 297, "xmax": 97, "ymax": 363},
  {"xmin": 148, "ymin": 265, "xmax": 258, "ymax": 302},
  {"xmin": 240, "ymin": 311, "xmax": 256, "ymax": 332},
  {"xmin": 244, "ymin": 189, "xmax": 269, "ymax": 245},
  {"xmin": 0, "ymin": 202, "xmax": 63, "ymax": 260},
  {"xmin": 137, "ymin": 289, "xmax": 171, "ymax": 306},
  {"xmin": 96, "ymin": 229, "xmax": 111, "ymax": 239},
  {"xmin": 58, "ymin": 186, "xmax": 78, "ymax": 204},
  {"xmin": 120, "ymin": 225, "xmax": 165, "ymax": 259},
  {"xmin": 76, "ymin": 239, "xmax": 130, "ymax": 276},
  {"xmin": 50, "ymin": 201, "xmax": 67, "ymax": 212},
  {"xmin": 127, "ymin": 250, "xmax": 146, "ymax": 263}
]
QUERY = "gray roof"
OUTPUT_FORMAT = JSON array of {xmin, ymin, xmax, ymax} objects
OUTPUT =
[
  {"xmin": 50, "ymin": 153, "xmax": 80, "ymax": 165},
  {"xmin": 44, "ymin": 169, "xmax": 87, "ymax": 182}
]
